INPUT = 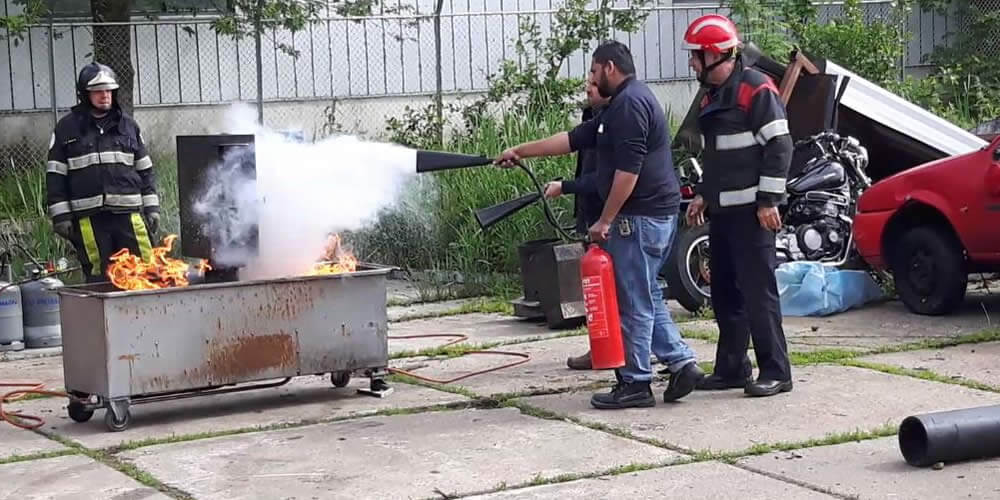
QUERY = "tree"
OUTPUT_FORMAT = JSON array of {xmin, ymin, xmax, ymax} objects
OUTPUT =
[{"xmin": 91, "ymin": 0, "xmax": 136, "ymax": 115}]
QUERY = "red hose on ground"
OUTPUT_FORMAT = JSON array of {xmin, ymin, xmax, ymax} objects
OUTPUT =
[
  {"xmin": 0, "ymin": 382, "xmax": 70, "ymax": 430},
  {"xmin": 386, "ymin": 334, "xmax": 532, "ymax": 384}
]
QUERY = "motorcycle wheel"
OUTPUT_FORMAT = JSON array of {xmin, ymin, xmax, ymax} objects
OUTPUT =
[{"xmin": 663, "ymin": 222, "xmax": 712, "ymax": 313}]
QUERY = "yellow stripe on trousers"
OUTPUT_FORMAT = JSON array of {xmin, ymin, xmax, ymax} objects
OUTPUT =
[
  {"xmin": 130, "ymin": 213, "xmax": 153, "ymax": 262},
  {"xmin": 77, "ymin": 217, "xmax": 101, "ymax": 276}
]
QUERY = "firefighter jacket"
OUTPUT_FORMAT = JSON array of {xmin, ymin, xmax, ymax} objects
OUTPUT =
[
  {"xmin": 45, "ymin": 105, "xmax": 160, "ymax": 224},
  {"xmin": 695, "ymin": 61, "xmax": 793, "ymax": 213}
]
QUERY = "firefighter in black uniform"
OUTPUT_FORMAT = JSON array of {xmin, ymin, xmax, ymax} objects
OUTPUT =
[
  {"xmin": 46, "ymin": 62, "xmax": 160, "ymax": 282},
  {"xmin": 681, "ymin": 15, "xmax": 794, "ymax": 397}
]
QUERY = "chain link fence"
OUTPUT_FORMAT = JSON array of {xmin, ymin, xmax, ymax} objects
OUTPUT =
[{"xmin": 0, "ymin": 0, "xmax": 970, "ymax": 183}]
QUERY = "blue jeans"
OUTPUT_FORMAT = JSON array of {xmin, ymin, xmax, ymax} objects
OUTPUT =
[{"xmin": 601, "ymin": 213, "xmax": 696, "ymax": 383}]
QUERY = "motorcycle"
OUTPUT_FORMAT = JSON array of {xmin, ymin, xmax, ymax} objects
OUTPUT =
[{"xmin": 661, "ymin": 131, "xmax": 873, "ymax": 313}]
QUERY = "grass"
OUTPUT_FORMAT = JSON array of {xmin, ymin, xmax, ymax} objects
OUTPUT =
[
  {"xmin": 693, "ymin": 422, "xmax": 899, "ymax": 462},
  {"xmin": 840, "ymin": 359, "xmax": 1000, "ymax": 393},
  {"xmin": 0, "ymin": 155, "xmax": 180, "ymax": 283},
  {"xmin": 344, "ymin": 106, "xmax": 585, "ymax": 291},
  {"xmin": 388, "ymin": 296, "xmax": 514, "ymax": 323},
  {"xmin": 0, "ymin": 448, "xmax": 78, "ymax": 466}
]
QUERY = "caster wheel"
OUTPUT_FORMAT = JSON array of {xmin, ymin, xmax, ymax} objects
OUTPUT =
[
  {"xmin": 331, "ymin": 371, "xmax": 351, "ymax": 388},
  {"xmin": 67, "ymin": 400, "xmax": 94, "ymax": 423},
  {"xmin": 104, "ymin": 408, "xmax": 132, "ymax": 432}
]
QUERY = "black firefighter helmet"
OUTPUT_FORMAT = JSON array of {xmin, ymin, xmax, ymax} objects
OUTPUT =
[{"xmin": 76, "ymin": 62, "xmax": 120, "ymax": 107}]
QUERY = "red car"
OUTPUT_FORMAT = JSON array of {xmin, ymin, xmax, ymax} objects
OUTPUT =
[{"xmin": 853, "ymin": 134, "xmax": 1000, "ymax": 315}]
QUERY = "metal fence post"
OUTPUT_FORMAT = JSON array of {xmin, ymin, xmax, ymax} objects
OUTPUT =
[
  {"xmin": 48, "ymin": 17, "xmax": 57, "ymax": 128},
  {"xmin": 433, "ymin": 0, "xmax": 444, "ymax": 145},
  {"xmin": 255, "ymin": 0, "xmax": 264, "ymax": 125}
]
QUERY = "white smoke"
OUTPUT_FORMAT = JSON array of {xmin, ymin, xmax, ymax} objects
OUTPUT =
[{"xmin": 192, "ymin": 102, "xmax": 418, "ymax": 280}]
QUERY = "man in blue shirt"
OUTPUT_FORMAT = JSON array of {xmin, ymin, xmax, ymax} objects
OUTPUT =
[{"xmin": 496, "ymin": 41, "xmax": 702, "ymax": 409}]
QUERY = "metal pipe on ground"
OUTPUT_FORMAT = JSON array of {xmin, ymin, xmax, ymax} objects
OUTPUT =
[{"xmin": 899, "ymin": 405, "xmax": 1000, "ymax": 467}]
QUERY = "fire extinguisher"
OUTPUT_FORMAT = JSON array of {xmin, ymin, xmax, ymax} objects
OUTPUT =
[{"xmin": 580, "ymin": 243, "xmax": 625, "ymax": 370}]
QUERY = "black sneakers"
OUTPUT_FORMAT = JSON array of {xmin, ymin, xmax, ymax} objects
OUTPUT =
[{"xmin": 590, "ymin": 381, "xmax": 656, "ymax": 409}]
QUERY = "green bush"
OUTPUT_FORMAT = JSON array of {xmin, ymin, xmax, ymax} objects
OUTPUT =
[{"xmin": 796, "ymin": 0, "xmax": 909, "ymax": 86}]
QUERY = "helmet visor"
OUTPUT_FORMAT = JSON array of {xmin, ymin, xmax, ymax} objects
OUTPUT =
[{"xmin": 86, "ymin": 70, "xmax": 119, "ymax": 91}]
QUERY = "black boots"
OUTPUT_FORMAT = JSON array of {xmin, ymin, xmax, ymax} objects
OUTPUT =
[
  {"xmin": 745, "ymin": 379, "xmax": 793, "ymax": 397},
  {"xmin": 696, "ymin": 373, "xmax": 793, "ymax": 397},
  {"xmin": 590, "ymin": 380, "xmax": 656, "ymax": 409},
  {"xmin": 663, "ymin": 362, "xmax": 704, "ymax": 402}
]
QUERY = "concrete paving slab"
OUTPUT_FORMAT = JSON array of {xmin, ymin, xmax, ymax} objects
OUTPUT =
[
  {"xmin": 11, "ymin": 375, "xmax": 467, "ymax": 450},
  {"xmin": 858, "ymin": 342, "xmax": 1000, "ymax": 389},
  {"xmin": 402, "ymin": 335, "xmax": 718, "ymax": 398},
  {"xmin": 465, "ymin": 460, "xmax": 835, "ymax": 499},
  {"xmin": 739, "ymin": 436, "xmax": 1000, "ymax": 500},
  {"xmin": 120, "ymin": 407, "xmax": 680, "ymax": 500},
  {"xmin": 0, "ymin": 453, "xmax": 171, "ymax": 499},
  {"xmin": 0, "ymin": 420, "xmax": 67, "ymax": 460},
  {"xmin": 0, "ymin": 356, "xmax": 65, "ymax": 389},
  {"xmin": 388, "ymin": 313, "xmax": 560, "ymax": 354},
  {"xmin": 518, "ymin": 365, "xmax": 1000, "ymax": 454},
  {"xmin": 782, "ymin": 293, "xmax": 999, "ymax": 351}
]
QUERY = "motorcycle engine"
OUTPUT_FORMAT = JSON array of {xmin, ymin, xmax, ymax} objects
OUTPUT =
[{"xmin": 777, "ymin": 195, "xmax": 850, "ymax": 262}]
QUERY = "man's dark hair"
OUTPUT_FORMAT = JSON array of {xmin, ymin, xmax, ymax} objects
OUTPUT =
[{"xmin": 592, "ymin": 40, "xmax": 635, "ymax": 75}]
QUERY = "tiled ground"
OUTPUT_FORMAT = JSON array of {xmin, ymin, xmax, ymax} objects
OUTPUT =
[{"xmin": 2, "ymin": 288, "xmax": 999, "ymax": 500}]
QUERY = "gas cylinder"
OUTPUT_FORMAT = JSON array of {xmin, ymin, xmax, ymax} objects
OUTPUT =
[
  {"xmin": 579, "ymin": 244, "xmax": 625, "ymax": 369},
  {"xmin": 21, "ymin": 273, "xmax": 63, "ymax": 348},
  {"xmin": 0, "ymin": 280, "xmax": 24, "ymax": 352}
]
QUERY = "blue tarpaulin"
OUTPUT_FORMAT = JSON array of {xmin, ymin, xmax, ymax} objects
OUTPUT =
[{"xmin": 776, "ymin": 261, "xmax": 885, "ymax": 317}]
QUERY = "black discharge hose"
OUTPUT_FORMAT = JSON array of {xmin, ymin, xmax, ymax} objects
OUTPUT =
[{"xmin": 513, "ymin": 160, "xmax": 587, "ymax": 244}]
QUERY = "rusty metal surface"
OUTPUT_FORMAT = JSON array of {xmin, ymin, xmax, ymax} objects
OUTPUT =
[{"xmin": 56, "ymin": 265, "xmax": 392, "ymax": 399}]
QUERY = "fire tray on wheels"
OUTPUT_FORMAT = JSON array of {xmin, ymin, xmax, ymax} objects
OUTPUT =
[{"xmin": 55, "ymin": 264, "xmax": 394, "ymax": 432}]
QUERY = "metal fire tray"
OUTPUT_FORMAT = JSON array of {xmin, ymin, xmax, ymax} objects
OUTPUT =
[{"xmin": 55, "ymin": 264, "xmax": 395, "ymax": 432}]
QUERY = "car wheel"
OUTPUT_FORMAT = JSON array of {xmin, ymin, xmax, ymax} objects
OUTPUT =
[
  {"xmin": 662, "ymin": 222, "xmax": 711, "ymax": 313},
  {"xmin": 891, "ymin": 225, "xmax": 967, "ymax": 315}
]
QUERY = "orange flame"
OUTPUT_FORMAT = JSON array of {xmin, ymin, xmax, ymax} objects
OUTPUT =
[
  {"xmin": 107, "ymin": 234, "xmax": 212, "ymax": 290},
  {"xmin": 308, "ymin": 233, "xmax": 359, "ymax": 275}
]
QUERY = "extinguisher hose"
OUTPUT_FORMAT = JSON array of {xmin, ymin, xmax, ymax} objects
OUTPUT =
[{"xmin": 514, "ymin": 161, "xmax": 588, "ymax": 244}]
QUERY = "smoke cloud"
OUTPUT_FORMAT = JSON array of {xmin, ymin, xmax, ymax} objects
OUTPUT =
[{"xmin": 191, "ymin": 103, "xmax": 418, "ymax": 280}]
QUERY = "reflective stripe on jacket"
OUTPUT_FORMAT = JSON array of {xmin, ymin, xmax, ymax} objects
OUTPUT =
[{"xmin": 695, "ymin": 63, "xmax": 793, "ymax": 213}]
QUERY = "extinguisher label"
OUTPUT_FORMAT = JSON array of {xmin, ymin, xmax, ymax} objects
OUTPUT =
[{"xmin": 582, "ymin": 276, "xmax": 608, "ymax": 339}]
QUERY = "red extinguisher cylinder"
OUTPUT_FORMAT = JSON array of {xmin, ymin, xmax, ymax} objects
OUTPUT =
[{"xmin": 580, "ymin": 244, "xmax": 626, "ymax": 370}]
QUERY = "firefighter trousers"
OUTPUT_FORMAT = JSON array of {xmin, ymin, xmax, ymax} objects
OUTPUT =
[
  {"xmin": 68, "ymin": 212, "xmax": 154, "ymax": 283},
  {"xmin": 708, "ymin": 206, "xmax": 792, "ymax": 382}
]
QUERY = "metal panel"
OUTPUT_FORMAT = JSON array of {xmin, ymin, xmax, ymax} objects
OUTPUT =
[
  {"xmin": 175, "ymin": 134, "xmax": 258, "ymax": 264},
  {"xmin": 56, "ymin": 266, "xmax": 392, "ymax": 399},
  {"xmin": 59, "ymin": 294, "xmax": 109, "ymax": 397},
  {"xmin": 823, "ymin": 60, "xmax": 989, "ymax": 157}
]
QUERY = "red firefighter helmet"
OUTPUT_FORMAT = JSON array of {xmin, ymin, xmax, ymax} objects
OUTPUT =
[{"xmin": 682, "ymin": 14, "xmax": 740, "ymax": 54}]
